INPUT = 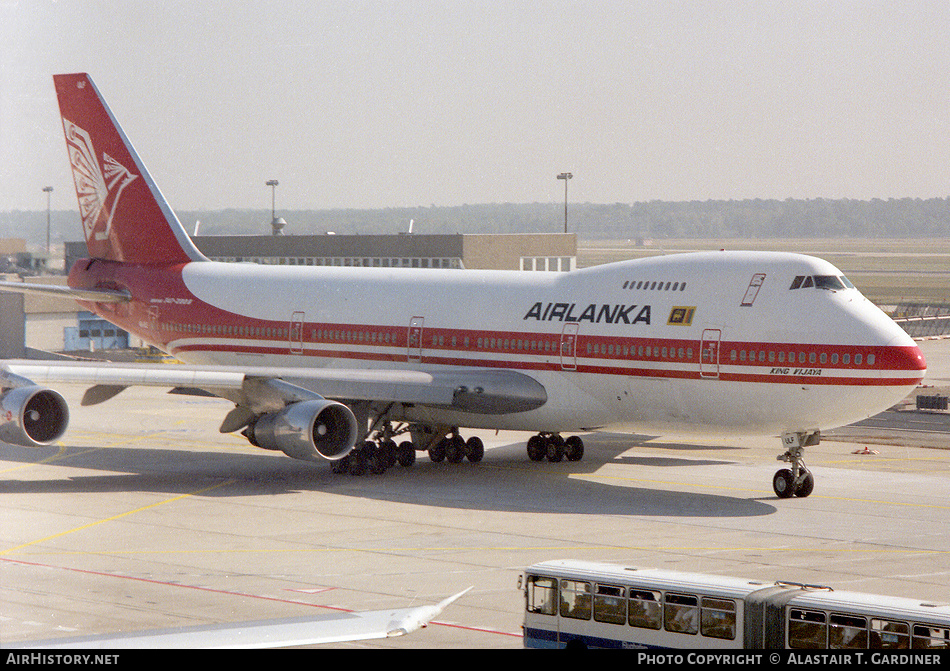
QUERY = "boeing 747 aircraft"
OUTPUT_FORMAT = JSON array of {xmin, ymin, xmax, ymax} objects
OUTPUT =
[{"xmin": 0, "ymin": 74, "xmax": 926, "ymax": 498}]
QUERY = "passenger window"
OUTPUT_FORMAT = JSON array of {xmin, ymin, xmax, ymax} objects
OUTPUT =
[
  {"xmin": 560, "ymin": 580, "xmax": 592, "ymax": 620},
  {"xmin": 701, "ymin": 597, "xmax": 737, "ymax": 640},
  {"xmin": 525, "ymin": 575, "xmax": 557, "ymax": 616},
  {"xmin": 629, "ymin": 589, "xmax": 662, "ymax": 630},
  {"xmin": 911, "ymin": 624, "xmax": 950, "ymax": 650},
  {"xmin": 664, "ymin": 592, "xmax": 699, "ymax": 634},
  {"xmin": 870, "ymin": 619, "xmax": 909, "ymax": 649},
  {"xmin": 593, "ymin": 584, "xmax": 626, "ymax": 625},
  {"xmin": 789, "ymin": 608, "xmax": 827, "ymax": 648},
  {"xmin": 912, "ymin": 624, "xmax": 950, "ymax": 649},
  {"xmin": 830, "ymin": 613, "xmax": 868, "ymax": 649}
]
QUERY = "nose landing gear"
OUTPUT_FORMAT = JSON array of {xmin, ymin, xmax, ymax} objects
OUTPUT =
[{"xmin": 774, "ymin": 431, "xmax": 819, "ymax": 498}]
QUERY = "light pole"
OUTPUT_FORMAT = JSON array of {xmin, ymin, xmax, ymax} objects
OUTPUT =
[
  {"xmin": 43, "ymin": 186, "xmax": 53, "ymax": 254},
  {"xmin": 557, "ymin": 172, "xmax": 572, "ymax": 233},
  {"xmin": 265, "ymin": 179, "xmax": 285, "ymax": 235},
  {"xmin": 266, "ymin": 179, "xmax": 278, "ymax": 220}
]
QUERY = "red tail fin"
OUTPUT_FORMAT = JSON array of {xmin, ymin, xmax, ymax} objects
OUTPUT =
[{"xmin": 54, "ymin": 73, "xmax": 205, "ymax": 265}]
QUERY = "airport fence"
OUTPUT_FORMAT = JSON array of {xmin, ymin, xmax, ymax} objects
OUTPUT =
[{"xmin": 890, "ymin": 301, "xmax": 950, "ymax": 339}]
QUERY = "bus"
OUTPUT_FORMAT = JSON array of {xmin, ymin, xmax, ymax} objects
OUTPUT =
[{"xmin": 519, "ymin": 560, "xmax": 950, "ymax": 649}]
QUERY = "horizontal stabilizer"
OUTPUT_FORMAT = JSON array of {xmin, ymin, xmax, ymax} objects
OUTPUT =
[{"xmin": 0, "ymin": 280, "xmax": 130, "ymax": 303}]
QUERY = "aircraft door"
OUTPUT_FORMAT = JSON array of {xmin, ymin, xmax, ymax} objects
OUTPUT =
[
  {"xmin": 700, "ymin": 328, "xmax": 721, "ymax": 379},
  {"xmin": 560, "ymin": 323, "xmax": 578, "ymax": 371},
  {"xmin": 408, "ymin": 316, "xmax": 424, "ymax": 363},
  {"xmin": 289, "ymin": 311, "xmax": 305, "ymax": 354}
]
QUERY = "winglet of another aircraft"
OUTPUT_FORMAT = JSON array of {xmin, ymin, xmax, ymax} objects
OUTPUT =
[
  {"xmin": 385, "ymin": 586, "xmax": 474, "ymax": 637},
  {"xmin": 8, "ymin": 587, "xmax": 474, "ymax": 649}
]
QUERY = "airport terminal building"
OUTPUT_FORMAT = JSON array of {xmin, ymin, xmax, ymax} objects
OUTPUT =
[{"xmin": 65, "ymin": 232, "xmax": 576, "ymax": 273}]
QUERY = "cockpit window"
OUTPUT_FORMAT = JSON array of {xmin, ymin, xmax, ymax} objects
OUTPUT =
[
  {"xmin": 814, "ymin": 275, "xmax": 846, "ymax": 290},
  {"xmin": 790, "ymin": 275, "xmax": 852, "ymax": 291}
]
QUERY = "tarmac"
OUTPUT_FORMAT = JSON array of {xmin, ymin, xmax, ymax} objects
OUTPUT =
[{"xmin": 1, "ymin": 339, "xmax": 948, "ymax": 649}]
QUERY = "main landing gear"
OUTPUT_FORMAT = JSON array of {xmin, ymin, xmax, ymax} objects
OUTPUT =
[
  {"xmin": 773, "ymin": 430, "xmax": 818, "ymax": 498},
  {"xmin": 526, "ymin": 432, "xmax": 585, "ymax": 463},
  {"xmin": 331, "ymin": 423, "xmax": 484, "ymax": 476}
]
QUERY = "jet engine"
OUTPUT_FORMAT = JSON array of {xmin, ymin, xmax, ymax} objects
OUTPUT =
[
  {"xmin": 243, "ymin": 399, "xmax": 358, "ymax": 462},
  {"xmin": 0, "ymin": 385, "xmax": 70, "ymax": 447}
]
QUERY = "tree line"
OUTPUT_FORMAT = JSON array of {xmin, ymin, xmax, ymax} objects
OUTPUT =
[{"xmin": 2, "ymin": 197, "xmax": 948, "ymax": 246}]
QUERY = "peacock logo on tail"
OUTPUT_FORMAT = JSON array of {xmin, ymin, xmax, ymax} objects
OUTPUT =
[{"xmin": 62, "ymin": 117, "xmax": 138, "ymax": 244}]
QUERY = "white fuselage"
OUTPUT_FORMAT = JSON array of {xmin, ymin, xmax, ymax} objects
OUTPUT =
[{"xmin": 119, "ymin": 250, "xmax": 924, "ymax": 438}]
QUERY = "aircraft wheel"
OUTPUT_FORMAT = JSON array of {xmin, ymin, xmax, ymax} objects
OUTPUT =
[
  {"xmin": 349, "ymin": 448, "xmax": 368, "ymax": 476},
  {"xmin": 368, "ymin": 448, "xmax": 387, "ymax": 475},
  {"xmin": 397, "ymin": 441, "xmax": 416, "ymax": 467},
  {"xmin": 772, "ymin": 469, "xmax": 795, "ymax": 498},
  {"xmin": 546, "ymin": 435, "xmax": 565, "ymax": 462},
  {"xmin": 465, "ymin": 436, "xmax": 484, "ymax": 462},
  {"xmin": 446, "ymin": 435, "xmax": 466, "ymax": 463},
  {"xmin": 429, "ymin": 438, "xmax": 446, "ymax": 463},
  {"xmin": 331, "ymin": 455, "xmax": 350, "ymax": 474},
  {"xmin": 526, "ymin": 435, "xmax": 546, "ymax": 461},
  {"xmin": 795, "ymin": 471, "xmax": 815, "ymax": 498},
  {"xmin": 565, "ymin": 436, "xmax": 584, "ymax": 462},
  {"xmin": 378, "ymin": 439, "xmax": 398, "ymax": 468}
]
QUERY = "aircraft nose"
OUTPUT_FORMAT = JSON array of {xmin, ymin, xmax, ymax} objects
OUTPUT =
[{"xmin": 888, "ymin": 335, "xmax": 927, "ymax": 378}]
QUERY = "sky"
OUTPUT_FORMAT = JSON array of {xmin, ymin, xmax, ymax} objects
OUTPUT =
[{"xmin": 2, "ymin": 1, "xmax": 948, "ymax": 213}]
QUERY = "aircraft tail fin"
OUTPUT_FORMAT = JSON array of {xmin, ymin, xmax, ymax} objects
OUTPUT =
[{"xmin": 53, "ymin": 73, "xmax": 206, "ymax": 265}]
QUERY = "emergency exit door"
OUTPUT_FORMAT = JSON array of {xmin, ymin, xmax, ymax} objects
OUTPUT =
[{"xmin": 700, "ymin": 329, "xmax": 721, "ymax": 379}]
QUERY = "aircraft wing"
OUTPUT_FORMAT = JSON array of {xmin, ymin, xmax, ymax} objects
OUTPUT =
[
  {"xmin": 10, "ymin": 587, "xmax": 471, "ymax": 649},
  {"xmin": 1, "ymin": 360, "xmax": 547, "ymax": 416}
]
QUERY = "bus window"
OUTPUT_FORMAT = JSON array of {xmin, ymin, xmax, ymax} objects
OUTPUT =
[
  {"xmin": 701, "ymin": 597, "xmax": 737, "ymax": 640},
  {"xmin": 593, "ymin": 584, "xmax": 626, "ymax": 625},
  {"xmin": 525, "ymin": 575, "xmax": 557, "ymax": 616},
  {"xmin": 560, "ymin": 579, "xmax": 592, "ymax": 620},
  {"xmin": 829, "ymin": 613, "xmax": 868, "ymax": 648},
  {"xmin": 665, "ymin": 592, "xmax": 699, "ymax": 634},
  {"xmin": 789, "ymin": 608, "xmax": 827, "ymax": 648},
  {"xmin": 912, "ymin": 624, "xmax": 950, "ymax": 649},
  {"xmin": 870, "ymin": 619, "xmax": 909, "ymax": 649},
  {"xmin": 629, "ymin": 589, "xmax": 662, "ymax": 630}
]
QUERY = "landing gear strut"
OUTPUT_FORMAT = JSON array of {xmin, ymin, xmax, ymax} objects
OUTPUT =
[{"xmin": 773, "ymin": 431, "xmax": 818, "ymax": 498}]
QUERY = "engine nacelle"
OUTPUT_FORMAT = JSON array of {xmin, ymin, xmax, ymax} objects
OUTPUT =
[
  {"xmin": 244, "ymin": 399, "xmax": 358, "ymax": 462},
  {"xmin": 0, "ymin": 385, "xmax": 70, "ymax": 447}
]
